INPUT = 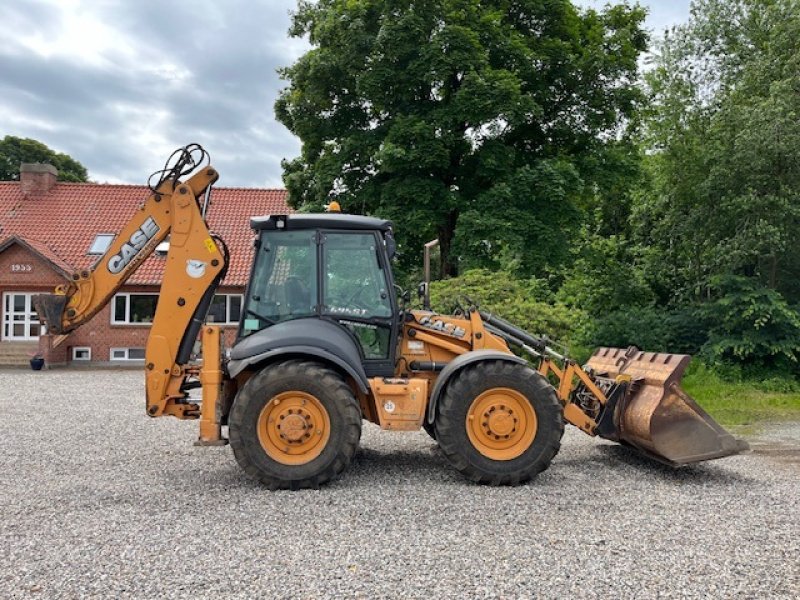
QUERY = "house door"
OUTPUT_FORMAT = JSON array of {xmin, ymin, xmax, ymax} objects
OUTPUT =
[{"xmin": 2, "ymin": 293, "xmax": 45, "ymax": 341}]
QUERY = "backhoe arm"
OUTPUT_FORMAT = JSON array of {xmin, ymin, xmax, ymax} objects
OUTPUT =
[
  {"xmin": 35, "ymin": 156, "xmax": 228, "ymax": 419},
  {"xmin": 37, "ymin": 167, "xmax": 219, "ymax": 333}
]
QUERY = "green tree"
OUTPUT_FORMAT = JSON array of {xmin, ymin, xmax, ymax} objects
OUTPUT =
[
  {"xmin": 638, "ymin": 0, "xmax": 800, "ymax": 303},
  {"xmin": 0, "ymin": 136, "xmax": 88, "ymax": 182},
  {"xmin": 624, "ymin": 0, "xmax": 800, "ymax": 371},
  {"xmin": 276, "ymin": 0, "xmax": 647, "ymax": 277}
]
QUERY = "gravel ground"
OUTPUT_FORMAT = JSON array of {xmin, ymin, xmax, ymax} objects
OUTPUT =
[{"xmin": 1, "ymin": 368, "xmax": 798, "ymax": 599}]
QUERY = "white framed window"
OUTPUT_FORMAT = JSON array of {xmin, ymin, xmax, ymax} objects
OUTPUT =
[
  {"xmin": 112, "ymin": 293, "xmax": 159, "ymax": 325},
  {"xmin": 88, "ymin": 234, "xmax": 115, "ymax": 255},
  {"xmin": 207, "ymin": 294, "xmax": 242, "ymax": 325},
  {"xmin": 72, "ymin": 347, "xmax": 91, "ymax": 361},
  {"xmin": 155, "ymin": 237, "xmax": 170, "ymax": 255},
  {"xmin": 3, "ymin": 292, "xmax": 46, "ymax": 340},
  {"xmin": 110, "ymin": 348, "xmax": 145, "ymax": 361}
]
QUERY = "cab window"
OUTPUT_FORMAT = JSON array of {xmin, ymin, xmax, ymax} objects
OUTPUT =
[
  {"xmin": 322, "ymin": 233, "xmax": 392, "ymax": 319},
  {"xmin": 241, "ymin": 230, "xmax": 317, "ymax": 335},
  {"xmin": 322, "ymin": 232, "xmax": 393, "ymax": 359}
]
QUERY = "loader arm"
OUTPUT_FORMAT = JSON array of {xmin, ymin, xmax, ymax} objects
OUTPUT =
[{"xmin": 34, "ymin": 154, "xmax": 227, "ymax": 420}]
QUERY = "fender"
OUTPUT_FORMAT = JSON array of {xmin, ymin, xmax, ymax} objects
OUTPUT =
[
  {"xmin": 426, "ymin": 349, "xmax": 528, "ymax": 424},
  {"xmin": 227, "ymin": 318, "xmax": 369, "ymax": 393}
]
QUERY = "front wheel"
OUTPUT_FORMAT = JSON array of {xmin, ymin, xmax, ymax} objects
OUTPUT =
[
  {"xmin": 435, "ymin": 361, "xmax": 564, "ymax": 485},
  {"xmin": 228, "ymin": 360, "xmax": 361, "ymax": 489}
]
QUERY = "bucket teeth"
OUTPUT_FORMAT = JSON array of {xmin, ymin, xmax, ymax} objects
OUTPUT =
[{"xmin": 587, "ymin": 347, "xmax": 748, "ymax": 465}]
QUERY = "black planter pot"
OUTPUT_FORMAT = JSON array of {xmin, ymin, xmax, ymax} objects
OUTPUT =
[{"xmin": 29, "ymin": 357, "xmax": 45, "ymax": 371}]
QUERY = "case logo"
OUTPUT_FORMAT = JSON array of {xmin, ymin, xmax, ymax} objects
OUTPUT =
[{"xmin": 107, "ymin": 217, "xmax": 160, "ymax": 274}]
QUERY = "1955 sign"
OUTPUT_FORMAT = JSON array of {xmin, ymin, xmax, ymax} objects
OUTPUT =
[{"xmin": 10, "ymin": 263, "xmax": 33, "ymax": 273}]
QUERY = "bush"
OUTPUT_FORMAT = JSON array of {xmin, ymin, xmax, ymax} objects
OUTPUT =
[
  {"xmin": 577, "ymin": 304, "xmax": 711, "ymax": 354},
  {"xmin": 699, "ymin": 275, "xmax": 800, "ymax": 370},
  {"xmin": 429, "ymin": 268, "xmax": 583, "ymax": 346},
  {"xmin": 579, "ymin": 306, "xmax": 673, "ymax": 351},
  {"xmin": 557, "ymin": 231, "xmax": 652, "ymax": 314}
]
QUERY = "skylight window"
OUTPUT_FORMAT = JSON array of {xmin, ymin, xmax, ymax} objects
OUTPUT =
[
  {"xmin": 155, "ymin": 238, "xmax": 170, "ymax": 255},
  {"xmin": 88, "ymin": 234, "xmax": 114, "ymax": 255}
]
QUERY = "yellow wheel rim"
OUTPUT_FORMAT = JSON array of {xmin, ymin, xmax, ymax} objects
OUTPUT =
[
  {"xmin": 257, "ymin": 391, "xmax": 331, "ymax": 465},
  {"xmin": 466, "ymin": 387, "xmax": 537, "ymax": 461}
]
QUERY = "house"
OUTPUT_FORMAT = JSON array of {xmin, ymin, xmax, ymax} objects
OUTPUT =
[{"xmin": 0, "ymin": 163, "xmax": 290, "ymax": 366}]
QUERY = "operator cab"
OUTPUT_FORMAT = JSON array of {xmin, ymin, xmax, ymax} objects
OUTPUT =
[{"xmin": 240, "ymin": 213, "xmax": 399, "ymax": 375}]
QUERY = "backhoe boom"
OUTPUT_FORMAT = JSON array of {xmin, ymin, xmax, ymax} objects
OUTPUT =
[{"xmin": 35, "ymin": 151, "xmax": 227, "ymax": 423}]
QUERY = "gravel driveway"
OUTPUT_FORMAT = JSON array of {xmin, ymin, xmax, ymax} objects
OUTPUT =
[{"xmin": 1, "ymin": 369, "xmax": 798, "ymax": 599}]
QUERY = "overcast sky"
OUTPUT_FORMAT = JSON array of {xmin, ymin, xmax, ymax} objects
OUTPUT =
[{"xmin": 0, "ymin": 0, "xmax": 690, "ymax": 187}]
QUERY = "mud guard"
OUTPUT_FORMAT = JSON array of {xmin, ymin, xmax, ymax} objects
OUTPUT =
[
  {"xmin": 426, "ymin": 350, "xmax": 528, "ymax": 424},
  {"xmin": 227, "ymin": 318, "xmax": 370, "ymax": 393}
]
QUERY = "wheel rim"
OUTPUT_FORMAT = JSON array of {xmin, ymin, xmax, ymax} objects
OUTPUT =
[
  {"xmin": 257, "ymin": 391, "xmax": 331, "ymax": 465},
  {"xmin": 466, "ymin": 387, "xmax": 537, "ymax": 461}
]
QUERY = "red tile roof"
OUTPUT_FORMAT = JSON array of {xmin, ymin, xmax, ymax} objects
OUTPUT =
[{"xmin": 0, "ymin": 181, "xmax": 291, "ymax": 286}]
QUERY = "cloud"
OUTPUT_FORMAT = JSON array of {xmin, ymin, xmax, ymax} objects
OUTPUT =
[
  {"xmin": 1, "ymin": 0, "xmax": 692, "ymax": 188},
  {"xmin": 0, "ymin": 0, "xmax": 306, "ymax": 187}
]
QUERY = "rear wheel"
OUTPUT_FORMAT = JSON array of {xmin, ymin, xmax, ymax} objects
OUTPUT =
[
  {"xmin": 435, "ymin": 361, "xmax": 563, "ymax": 485},
  {"xmin": 229, "ymin": 360, "xmax": 361, "ymax": 489}
]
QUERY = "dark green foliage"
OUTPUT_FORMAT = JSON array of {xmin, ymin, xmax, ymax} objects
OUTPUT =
[
  {"xmin": 580, "ymin": 305, "xmax": 710, "ymax": 355},
  {"xmin": 277, "ymin": 0, "xmax": 647, "ymax": 278},
  {"xmin": 699, "ymin": 276, "xmax": 800, "ymax": 369},
  {"xmin": 639, "ymin": 0, "xmax": 800, "ymax": 302},
  {"xmin": 557, "ymin": 230, "xmax": 652, "ymax": 314},
  {"xmin": 596, "ymin": 0, "xmax": 800, "ymax": 377},
  {"xmin": 0, "ymin": 136, "xmax": 88, "ymax": 182}
]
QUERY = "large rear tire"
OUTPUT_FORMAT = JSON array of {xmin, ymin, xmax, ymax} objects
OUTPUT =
[
  {"xmin": 229, "ymin": 360, "xmax": 361, "ymax": 489},
  {"xmin": 422, "ymin": 420, "xmax": 437, "ymax": 441},
  {"xmin": 435, "ymin": 361, "xmax": 563, "ymax": 485}
]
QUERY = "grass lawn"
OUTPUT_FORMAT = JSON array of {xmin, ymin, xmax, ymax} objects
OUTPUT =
[{"xmin": 682, "ymin": 365, "xmax": 800, "ymax": 430}]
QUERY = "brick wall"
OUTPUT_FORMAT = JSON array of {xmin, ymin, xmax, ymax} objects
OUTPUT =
[{"xmin": 0, "ymin": 244, "xmax": 66, "ymax": 289}]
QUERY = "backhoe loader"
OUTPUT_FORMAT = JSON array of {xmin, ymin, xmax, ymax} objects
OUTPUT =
[{"xmin": 35, "ymin": 145, "xmax": 747, "ymax": 489}]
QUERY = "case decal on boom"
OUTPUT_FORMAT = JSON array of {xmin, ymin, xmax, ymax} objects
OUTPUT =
[
  {"xmin": 417, "ymin": 315, "xmax": 466, "ymax": 338},
  {"xmin": 107, "ymin": 216, "xmax": 160, "ymax": 274}
]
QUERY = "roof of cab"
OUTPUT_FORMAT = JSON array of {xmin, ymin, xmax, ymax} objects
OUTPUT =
[{"xmin": 251, "ymin": 213, "xmax": 392, "ymax": 232}]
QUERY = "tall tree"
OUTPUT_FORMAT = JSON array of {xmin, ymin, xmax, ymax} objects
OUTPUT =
[
  {"xmin": 0, "ymin": 136, "xmax": 88, "ymax": 182},
  {"xmin": 276, "ymin": 0, "xmax": 647, "ymax": 277},
  {"xmin": 638, "ymin": 0, "xmax": 800, "ymax": 303}
]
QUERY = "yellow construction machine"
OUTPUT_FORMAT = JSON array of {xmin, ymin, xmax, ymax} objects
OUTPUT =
[{"xmin": 35, "ymin": 145, "xmax": 747, "ymax": 489}]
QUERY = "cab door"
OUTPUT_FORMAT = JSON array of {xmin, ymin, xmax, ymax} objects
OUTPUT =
[{"xmin": 320, "ymin": 231, "xmax": 398, "ymax": 376}]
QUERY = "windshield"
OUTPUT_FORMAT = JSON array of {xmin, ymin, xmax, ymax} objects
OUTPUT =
[{"xmin": 322, "ymin": 232, "xmax": 392, "ymax": 319}]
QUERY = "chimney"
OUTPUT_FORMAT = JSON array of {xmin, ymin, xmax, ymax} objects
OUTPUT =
[{"xmin": 20, "ymin": 163, "xmax": 58, "ymax": 195}]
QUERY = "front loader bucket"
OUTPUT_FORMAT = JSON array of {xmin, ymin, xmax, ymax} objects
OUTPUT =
[{"xmin": 587, "ymin": 347, "xmax": 748, "ymax": 465}]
